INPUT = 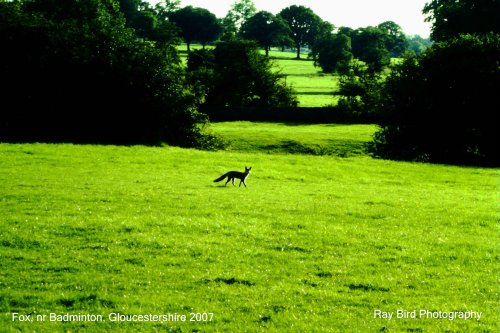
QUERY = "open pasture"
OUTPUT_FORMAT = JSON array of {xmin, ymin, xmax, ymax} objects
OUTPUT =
[
  {"xmin": 0, "ymin": 123, "xmax": 498, "ymax": 332},
  {"xmin": 268, "ymin": 51, "xmax": 340, "ymax": 107}
]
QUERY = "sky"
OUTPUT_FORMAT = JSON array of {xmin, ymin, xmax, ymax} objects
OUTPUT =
[{"xmin": 149, "ymin": 0, "xmax": 432, "ymax": 37}]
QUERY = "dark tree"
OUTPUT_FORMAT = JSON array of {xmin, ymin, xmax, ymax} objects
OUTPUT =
[
  {"xmin": 336, "ymin": 61, "xmax": 384, "ymax": 119},
  {"xmin": 351, "ymin": 27, "xmax": 391, "ymax": 72},
  {"xmin": 338, "ymin": 26, "xmax": 355, "ymax": 37},
  {"xmin": 240, "ymin": 11, "xmax": 291, "ymax": 56},
  {"xmin": 372, "ymin": 33, "xmax": 500, "ymax": 165},
  {"xmin": 313, "ymin": 33, "xmax": 353, "ymax": 74},
  {"xmin": 0, "ymin": 0, "xmax": 210, "ymax": 147},
  {"xmin": 187, "ymin": 40, "xmax": 297, "ymax": 108},
  {"xmin": 423, "ymin": 0, "xmax": 500, "ymax": 41},
  {"xmin": 184, "ymin": 49, "xmax": 215, "ymax": 105},
  {"xmin": 170, "ymin": 6, "xmax": 221, "ymax": 50},
  {"xmin": 370, "ymin": 0, "xmax": 500, "ymax": 165},
  {"xmin": 377, "ymin": 21, "xmax": 408, "ymax": 57},
  {"xmin": 154, "ymin": 0, "xmax": 181, "ymax": 20},
  {"xmin": 119, "ymin": 0, "xmax": 155, "ymax": 38},
  {"xmin": 278, "ymin": 5, "xmax": 324, "ymax": 59}
]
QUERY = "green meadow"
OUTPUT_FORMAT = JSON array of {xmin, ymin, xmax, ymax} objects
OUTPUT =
[
  {"xmin": 1, "ymin": 122, "xmax": 498, "ymax": 332},
  {"xmin": 268, "ymin": 51, "xmax": 340, "ymax": 107},
  {"xmin": 210, "ymin": 121, "xmax": 375, "ymax": 157}
]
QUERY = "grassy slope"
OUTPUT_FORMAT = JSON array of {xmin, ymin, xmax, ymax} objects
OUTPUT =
[
  {"xmin": 268, "ymin": 50, "xmax": 339, "ymax": 107},
  {"xmin": 1, "ymin": 124, "xmax": 498, "ymax": 332}
]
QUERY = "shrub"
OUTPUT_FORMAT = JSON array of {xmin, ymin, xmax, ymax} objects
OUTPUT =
[
  {"xmin": 0, "ymin": 0, "xmax": 209, "ymax": 147},
  {"xmin": 187, "ymin": 40, "xmax": 298, "ymax": 108},
  {"xmin": 372, "ymin": 33, "xmax": 500, "ymax": 165}
]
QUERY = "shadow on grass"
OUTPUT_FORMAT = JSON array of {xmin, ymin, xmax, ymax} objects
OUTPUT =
[{"xmin": 261, "ymin": 139, "xmax": 371, "ymax": 157}]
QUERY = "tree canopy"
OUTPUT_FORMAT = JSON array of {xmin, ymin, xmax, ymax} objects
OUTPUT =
[
  {"xmin": 240, "ymin": 11, "xmax": 290, "ymax": 56},
  {"xmin": 423, "ymin": 0, "xmax": 500, "ymax": 41},
  {"xmin": 373, "ymin": 33, "xmax": 500, "ymax": 165},
  {"xmin": 350, "ymin": 26, "xmax": 392, "ymax": 72},
  {"xmin": 313, "ymin": 33, "xmax": 352, "ymax": 74},
  {"xmin": 278, "ymin": 5, "xmax": 326, "ymax": 59},
  {"xmin": 377, "ymin": 21, "xmax": 408, "ymax": 57},
  {"xmin": 222, "ymin": 0, "xmax": 257, "ymax": 39},
  {"xmin": 170, "ymin": 6, "xmax": 221, "ymax": 50},
  {"xmin": 186, "ymin": 40, "xmax": 297, "ymax": 108},
  {"xmin": 0, "ymin": 0, "xmax": 210, "ymax": 147}
]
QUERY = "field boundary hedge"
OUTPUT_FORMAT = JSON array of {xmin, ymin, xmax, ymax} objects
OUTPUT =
[{"xmin": 202, "ymin": 106, "xmax": 378, "ymax": 124}]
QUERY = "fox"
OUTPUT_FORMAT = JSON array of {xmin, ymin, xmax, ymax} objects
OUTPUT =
[{"xmin": 214, "ymin": 167, "xmax": 252, "ymax": 187}]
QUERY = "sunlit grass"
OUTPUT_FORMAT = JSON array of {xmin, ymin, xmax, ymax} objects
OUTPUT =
[
  {"xmin": 210, "ymin": 121, "xmax": 376, "ymax": 157},
  {"xmin": 270, "ymin": 55, "xmax": 339, "ymax": 107},
  {"xmin": 1, "ymin": 124, "xmax": 498, "ymax": 332}
]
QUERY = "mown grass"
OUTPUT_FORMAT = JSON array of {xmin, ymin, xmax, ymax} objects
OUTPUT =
[
  {"xmin": 1, "ymin": 123, "xmax": 498, "ymax": 332},
  {"xmin": 268, "ymin": 52, "xmax": 340, "ymax": 107}
]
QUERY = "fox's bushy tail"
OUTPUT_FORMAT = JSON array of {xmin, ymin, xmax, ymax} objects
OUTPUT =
[{"xmin": 213, "ymin": 173, "xmax": 228, "ymax": 182}]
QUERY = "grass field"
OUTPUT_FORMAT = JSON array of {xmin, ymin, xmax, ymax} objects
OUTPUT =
[
  {"xmin": 210, "ymin": 121, "xmax": 376, "ymax": 157},
  {"xmin": 1, "ymin": 122, "xmax": 498, "ymax": 332},
  {"xmin": 268, "ymin": 50, "xmax": 340, "ymax": 107},
  {"xmin": 178, "ymin": 44, "xmax": 339, "ymax": 107}
]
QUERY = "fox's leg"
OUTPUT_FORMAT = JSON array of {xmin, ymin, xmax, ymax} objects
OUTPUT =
[
  {"xmin": 231, "ymin": 178, "xmax": 236, "ymax": 186},
  {"xmin": 225, "ymin": 178, "xmax": 230, "ymax": 186},
  {"xmin": 241, "ymin": 179, "xmax": 247, "ymax": 187}
]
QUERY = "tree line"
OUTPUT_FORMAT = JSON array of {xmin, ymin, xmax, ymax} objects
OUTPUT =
[
  {"xmin": 1, "ymin": 0, "xmax": 498, "ymax": 166},
  {"xmin": 0, "ymin": 0, "xmax": 409, "ymax": 145},
  {"xmin": 131, "ymin": 0, "xmax": 429, "ymax": 73},
  {"xmin": 355, "ymin": 0, "xmax": 500, "ymax": 166},
  {"xmin": 118, "ymin": 0, "xmax": 500, "ymax": 166},
  {"xmin": 0, "ymin": 0, "xmax": 214, "ymax": 146}
]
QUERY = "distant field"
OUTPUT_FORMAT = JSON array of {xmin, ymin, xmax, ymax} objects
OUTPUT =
[
  {"xmin": 178, "ymin": 44, "xmax": 339, "ymax": 107},
  {"xmin": 1, "ymin": 122, "xmax": 498, "ymax": 332},
  {"xmin": 268, "ymin": 50, "xmax": 340, "ymax": 107}
]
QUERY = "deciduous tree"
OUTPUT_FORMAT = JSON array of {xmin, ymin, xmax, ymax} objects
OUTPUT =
[
  {"xmin": 313, "ymin": 33, "xmax": 353, "ymax": 74},
  {"xmin": 0, "ymin": 0, "xmax": 211, "ymax": 147},
  {"xmin": 278, "ymin": 5, "xmax": 325, "ymax": 59},
  {"xmin": 372, "ymin": 33, "xmax": 500, "ymax": 165},
  {"xmin": 240, "ymin": 11, "xmax": 290, "ymax": 56},
  {"xmin": 423, "ymin": 0, "xmax": 500, "ymax": 41},
  {"xmin": 377, "ymin": 21, "xmax": 408, "ymax": 57},
  {"xmin": 170, "ymin": 6, "xmax": 221, "ymax": 51},
  {"xmin": 187, "ymin": 40, "xmax": 297, "ymax": 108},
  {"xmin": 222, "ymin": 0, "xmax": 256, "ymax": 38},
  {"xmin": 351, "ymin": 27, "xmax": 391, "ymax": 72}
]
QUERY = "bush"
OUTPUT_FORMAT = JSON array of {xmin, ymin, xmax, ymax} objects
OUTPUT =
[
  {"xmin": 0, "ymin": 0, "xmax": 209, "ymax": 147},
  {"xmin": 372, "ymin": 33, "xmax": 500, "ymax": 166},
  {"xmin": 336, "ymin": 61, "xmax": 383, "ymax": 120},
  {"xmin": 313, "ymin": 33, "xmax": 352, "ymax": 74},
  {"xmin": 187, "ymin": 40, "xmax": 298, "ymax": 108}
]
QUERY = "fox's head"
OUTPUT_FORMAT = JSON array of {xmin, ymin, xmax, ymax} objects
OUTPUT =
[{"xmin": 245, "ymin": 166, "xmax": 252, "ymax": 173}]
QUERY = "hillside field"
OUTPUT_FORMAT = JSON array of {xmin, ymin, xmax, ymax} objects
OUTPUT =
[
  {"xmin": 1, "ymin": 122, "xmax": 498, "ymax": 332},
  {"xmin": 267, "ymin": 50, "xmax": 339, "ymax": 107}
]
